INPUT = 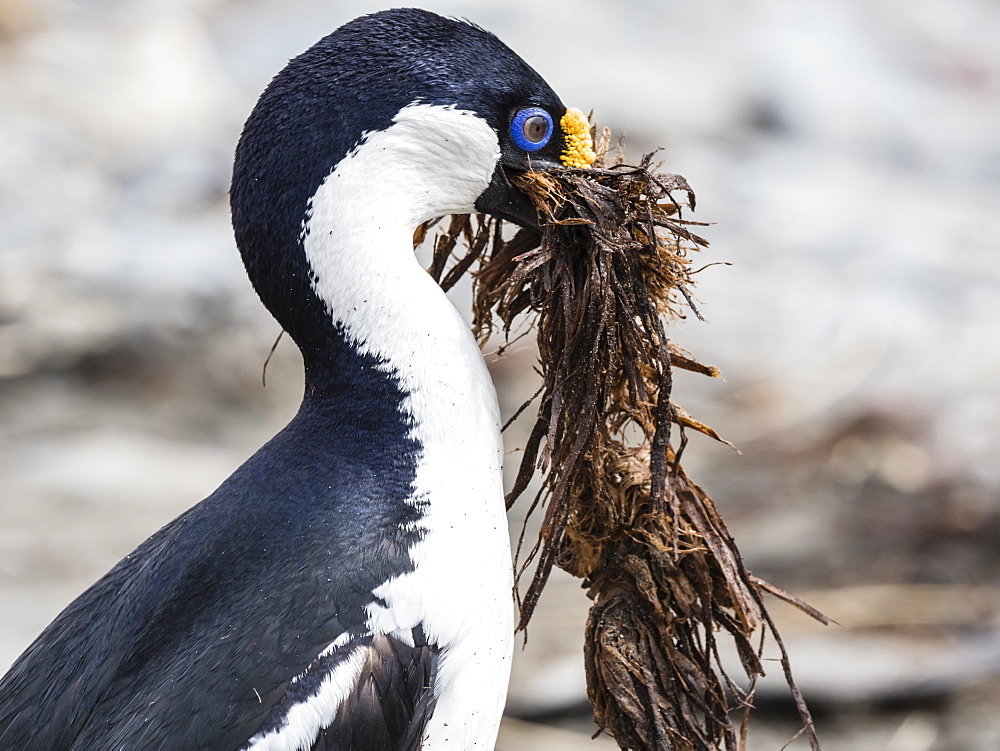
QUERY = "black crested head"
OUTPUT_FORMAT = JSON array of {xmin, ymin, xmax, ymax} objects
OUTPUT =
[{"xmin": 231, "ymin": 9, "xmax": 566, "ymax": 354}]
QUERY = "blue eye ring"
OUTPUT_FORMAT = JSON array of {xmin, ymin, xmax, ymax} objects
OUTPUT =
[{"xmin": 510, "ymin": 107, "xmax": 553, "ymax": 152}]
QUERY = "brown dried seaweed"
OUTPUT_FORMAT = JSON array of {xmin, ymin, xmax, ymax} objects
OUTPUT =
[{"xmin": 424, "ymin": 141, "xmax": 822, "ymax": 749}]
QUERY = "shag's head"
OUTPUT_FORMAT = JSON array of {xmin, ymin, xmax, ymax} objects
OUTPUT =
[{"xmin": 231, "ymin": 9, "xmax": 592, "ymax": 351}]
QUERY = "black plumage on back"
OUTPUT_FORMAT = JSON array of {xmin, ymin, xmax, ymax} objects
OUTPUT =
[{"xmin": 0, "ymin": 403, "xmax": 422, "ymax": 749}]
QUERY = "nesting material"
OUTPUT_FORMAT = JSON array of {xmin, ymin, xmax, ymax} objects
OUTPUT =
[{"xmin": 424, "ymin": 131, "xmax": 823, "ymax": 750}]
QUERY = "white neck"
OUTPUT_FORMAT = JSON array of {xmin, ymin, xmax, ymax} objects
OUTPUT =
[
  {"xmin": 302, "ymin": 102, "xmax": 501, "ymax": 402},
  {"xmin": 300, "ymin": 103, "xmax": 514, "ymax": 749},
  {"xmin": 301, "ymin": 103, "xmax": 505, "ymax": 502}
]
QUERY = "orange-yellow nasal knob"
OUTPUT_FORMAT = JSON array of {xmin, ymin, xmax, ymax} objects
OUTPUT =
[{"xmin": 560, "ymin": 107, "xmax": 596, "ymax": 168}]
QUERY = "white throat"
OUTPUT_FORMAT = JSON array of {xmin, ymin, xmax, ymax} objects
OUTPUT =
[
  {"xmin": 300, "ymin": 103, "xmax": 514, "ymax": 749},
  {"xmin": 302, "ymin": 103, "xmax": 501, "ymax": 393}
]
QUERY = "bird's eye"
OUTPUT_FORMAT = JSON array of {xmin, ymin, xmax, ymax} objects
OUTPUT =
[{"xmin": 510, "ymin": 108, "xmax": 553, "ymax": 152}]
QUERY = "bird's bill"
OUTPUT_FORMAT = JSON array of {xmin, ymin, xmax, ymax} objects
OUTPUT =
[{"xmin": 475, "ymin": 157, "xmax": 559, "ymax": 229}]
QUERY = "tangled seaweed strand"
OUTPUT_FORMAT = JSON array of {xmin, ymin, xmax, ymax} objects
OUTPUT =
[{"xmin": 425, "ymin": 137, "xmax": 823, "ymax": 749}]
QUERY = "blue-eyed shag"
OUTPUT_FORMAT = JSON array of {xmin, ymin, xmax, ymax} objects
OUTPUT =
[{"xmin": 0, "ymin": 8, "xmax": 585, "ymax": 749}]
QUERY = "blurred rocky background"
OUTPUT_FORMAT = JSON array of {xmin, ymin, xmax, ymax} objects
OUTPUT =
[{"xmin": 1, "ymin": 0, "xmax": 999, "ymax": 748}]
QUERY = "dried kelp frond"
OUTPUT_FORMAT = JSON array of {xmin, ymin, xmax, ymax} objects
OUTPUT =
[{"xmin": 424, "ymin": 146, "xmax": 822, "ymax": 749}]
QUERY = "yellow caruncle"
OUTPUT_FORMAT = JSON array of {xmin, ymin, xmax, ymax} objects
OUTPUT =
[{"xmin": 560, "ymin": 107, "xmax": 597, "ymax": 168}]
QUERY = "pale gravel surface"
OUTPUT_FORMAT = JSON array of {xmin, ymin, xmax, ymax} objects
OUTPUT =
[{"xmin": 2, "ymin": 0, "xmax": 1000, "ymax": 748}]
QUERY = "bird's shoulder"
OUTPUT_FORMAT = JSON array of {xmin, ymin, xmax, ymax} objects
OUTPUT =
[{"xmin": 0, "ymin": 412, "xmax": 427, "ymax": 749}]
